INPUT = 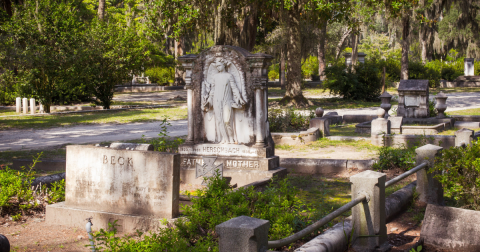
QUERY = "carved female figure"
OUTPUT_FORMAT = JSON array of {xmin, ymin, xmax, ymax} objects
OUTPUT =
[{"xmin": 202, "ymin": 57, "xmax": 246, "ymax": 144}]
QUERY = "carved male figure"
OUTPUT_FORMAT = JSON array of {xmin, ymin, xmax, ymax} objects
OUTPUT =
[{"xmin": 202, "ymin": 57, "xmax": 246, "ymax": 144}]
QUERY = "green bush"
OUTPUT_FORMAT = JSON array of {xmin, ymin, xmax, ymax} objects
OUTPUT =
[
  {"xmin": 432, "ymin": 141, "xmax": 480, "ymax": 210},
  {"xmin": 89, "ymin": 172, "xmax": 314, "ymax": 251},
  {"xmin": 268, "ymin": 108, "xmax": 315, "ymax": 132},
  {"xmin": 302, "ymin": 55, "xmax": 319, "ymax": 80},
  {"xmin": 0, "ymin": 154, "xmax": 65, "ymax": 218},
  {"xmin": 408, "ymin": 61, "xmax": 440, "ymax": 88},
  {"xmin": 268, "ymin": 64, "xmax": 280, "ymax": 81},
  {"xmin": 323, "ymin": 59, "xmax": 382, "ymax": 101},
  {"xmin": 0, "ymin": 70, "xmax": 18, "ymax": 105},
  {"xmin": 145, "ymin": 67, "xmax": 174, "ymax": 85}
]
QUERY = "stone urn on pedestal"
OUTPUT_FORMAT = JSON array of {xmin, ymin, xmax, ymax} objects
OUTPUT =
[
  {"xmin": 379, "ymin": 92, "xmax": 393, "ymax": 118},
  {"xmin": 435, "ymin": 92, "xmax": 448, "ymax": 118}
]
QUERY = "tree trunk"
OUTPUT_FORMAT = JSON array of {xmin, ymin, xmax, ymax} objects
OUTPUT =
[
  {"xmin": 2, "ymin": 0, "xmax": 12, "ymax": 16},
  {"xmin": 98, "ymin": 0, "xmax": 105, "ymax": 20},
  {"xmin": 239, "ymin": 4, "xmax": 258, "ymax": 51},
  {"xmin": 401, "ymin": 15, "xmax": 410, "ymax": 80},
  {"xmin": 214, "ymin": 0, "xmax": 227, "ymax": 45},
  {"xmin": 318, "ymin": 22, "xmax": 327, "ymax": 81},
  {"xmin": 280, "ymin": 44, "xmax": 286, "ymax": 90},
  {"xmin": 351, "ymin": 30, "xmax": 358, "ymax": 72},
  {"xmin": 279, "ymin": 4, "xmax": 310, "ymax": 107},
  {"xmin": 335, "ymin": 27, "xmax": 351, "ymax": 60},
  {"xmin": 174, "ymin": 38, "xmax": 185, "ymax": 86}
]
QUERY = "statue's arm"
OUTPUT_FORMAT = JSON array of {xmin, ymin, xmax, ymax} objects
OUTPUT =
[{"xmin": 229, "ymin": 75, "xmax": 245, "ymax": 106}]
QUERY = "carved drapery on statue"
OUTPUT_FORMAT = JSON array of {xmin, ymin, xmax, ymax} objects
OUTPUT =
[{"xmin": 202, "ymin": 54, "xmax": 248, "ymax": 144}]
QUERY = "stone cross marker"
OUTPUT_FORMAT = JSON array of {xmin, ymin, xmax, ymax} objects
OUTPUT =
[{"xmin": 196, "ymin": 156, "xmax": 223, "ymax": 185}]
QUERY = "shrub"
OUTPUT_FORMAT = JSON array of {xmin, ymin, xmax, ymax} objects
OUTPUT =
[
  {"xmin": 268, "ymin": 64, "xmax": 280, "ymax": 81},
  {"xmin": 145, "ymin": 67, "xmax": 174, "ymax": 85},
  {"xmin": 268, "ymin": 108, "xmax": 314, "ymax": 132},
  {"xmin": 0, "ymin": 154, "xmax": 65, "ymax": 218},
  {"xmin": 432, "ymin": 141, "xmax": 480, "ymax": 210},
  {"xmin": 323, "ymin": 59, "xmax": 382, "ymax": 101},
  {"xmin": 89, "ymin": 172, "xmax": 314, "ymax": 251},
  {"xmin": 302, "ymin": 55, "xmax": 319, "ymax": 79},
  {"xmin": 408, "ymin": 61, "xmax": 440, "ymax": 88},
  {"xmin": 0, "ymin": 70, "xmax": 18, "ymax": 105},
  {"xmin": 142, "ymin": 117, "xmax": 184, "ymax": 153}
]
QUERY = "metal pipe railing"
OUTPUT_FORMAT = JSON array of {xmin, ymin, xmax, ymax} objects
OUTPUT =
[
  {"xmin": 385, "ymin": 161, "xmax": 427, "ymax": 188},
  {"xmin": 267, "ymin": 192, "xmax": 367, "ymax": 249}
]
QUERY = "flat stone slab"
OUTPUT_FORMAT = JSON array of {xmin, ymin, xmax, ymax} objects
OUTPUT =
[
  {"xmin": 454, "ymin": 121, "xmax": 480, "ymax": 129},
  {"xmin": 421, "ymin": 204, "xmax": 480, "ymax": 251},
  {"xmin": 46, "ymin": 202, "xmax": 172, "ymax": 233}
]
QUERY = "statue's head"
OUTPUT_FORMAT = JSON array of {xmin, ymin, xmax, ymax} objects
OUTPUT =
[{"xmin": 214, "ymin": 57, "xmax": 227, "ymax": 72}]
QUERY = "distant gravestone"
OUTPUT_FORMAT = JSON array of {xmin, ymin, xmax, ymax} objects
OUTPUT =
[
  {"xmin": 397, "ymin": 80, "xmax": 429, "ymax": 118},
  {"xmin": 390, "ymin": 116, "xmax": 403, "ymax": 134},
  {"xmin": 46, "ymin": 145, "xmax": 180, "ymax": 233},
  {"xmin": 464, "ymin": 58, "xmax": 474, "ymax": 76},
  {"xmin": 421, "ymin": 204, "xmax": 480, "ymax": 251}
]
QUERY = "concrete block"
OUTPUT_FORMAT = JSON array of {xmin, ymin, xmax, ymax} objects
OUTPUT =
[
  {"xmin": 281, "ymin": 158, "xmax": 347, "ymax": 174},
  {"xmin": 350, "ymin": 170, "xmax": 390, "ymax": 251},
  {"xmin": 371, "ymin": 118, "xmax": 391, "ymax": 135},
  {"xmin": 389, "ymin": 116, "xmax": 403, "ymax": 134},
  {"xmin": 415, "ymin": 144, "xmax": 443, "ymax": 205},
  {"xmin": 454, "ymin": 121, "xmax": 480, "ymax": 130},
  {"xmin": 309, "ymin": 118, "xmax": 330, "ymax": 136},
  {"xmin": 64, "ymin": 145, "xmax": 180, "ymax": 219},
  {"xmin": 216, "ymin": 216, "xmax": 270, "ymax": 252},
  {"xmin": 421, "ymin": 204, "xmax": 480, "ymax": 251},
  {"xmin": 455, "ymin": 128, "xmax": 474, "ymax": 147}
]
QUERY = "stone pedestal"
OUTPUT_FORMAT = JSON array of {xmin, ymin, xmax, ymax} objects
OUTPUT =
[
  {"xmin": 435, "ymin": 92, "xmax": 448, "ymax": 118},
  {"xmin": 309, "ymin": 117, "xmax": 330, "ymax": 136},
  {"xmin": 15, "ymin": 97, "xmax": 21, "ymax": 113},
  {"xmin": 216, "ymin": 216, "xmax": 269, "ymax": 252},
  {"xmin": 29, "ymin": 98, "xmax": 35, "ymax": 115},
  {"xmin": 397, "ymin": 80, "xmax": 429, "ymax": 118},
  {"xmin": 350, "ymin": 170, "xmax": 390, "ymax": 251},
  {"xmin": 464, "ymin": 58, "xmax": 474, "ymax": 76},
  {"xmin": 371, "ymin": 109, "xmax": 391, "ymax": 136},
  {"xmin": 415, "ymin": 144, "xmax": 443, "ymax": 205},
  {"xmin": 178, "ymin": 46, "xmax": 279, "ymax": 187},
  {"xmin": 455, "ymin": 128, "xmax": 474, "ymax": 147},
  {"xmin": 22, "ymin": 97, "xmax": 28, "ymax": 114}
]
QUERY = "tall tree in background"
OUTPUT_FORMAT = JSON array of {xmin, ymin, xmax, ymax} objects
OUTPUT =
[{"xmin": 98, "ymin": 0, "xmax": 105, "ymax": 20}]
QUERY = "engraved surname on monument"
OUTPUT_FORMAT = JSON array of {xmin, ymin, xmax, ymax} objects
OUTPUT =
[
  {"xmin": 102, "ymin": 155, "xmax": 133, "ymax": 166},
  {"xmin": 181, "ymin": 157, "xmax": 260, "ymax": 170},
  {"xmin": 405, "ymin": 95, "xmax": 420, "ymax": 106},
  {"xmin": 179, "ymin": 144, "xmax": 261, "ymax": 157}
]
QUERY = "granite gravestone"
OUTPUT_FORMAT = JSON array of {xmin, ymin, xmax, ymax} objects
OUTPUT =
[
  {"xmin": 397, "ymin": 80, "xmax": 429, "ymax": 118},
  {"xmin": 178, "ymin": 46, "xmax": 285, "ymax": 187},
  {"xmin": 46, "ymin": 145, "xmax": 180, "ymax": 233}
]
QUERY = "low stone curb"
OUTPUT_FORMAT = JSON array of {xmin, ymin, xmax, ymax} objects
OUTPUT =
[
  {"xmin": 31, "ymin": 172, "xmax": 65, "ymax": 188},
  {"xmin": 295, "ymin": 181, "xmax": 417, "ymax": 252}
]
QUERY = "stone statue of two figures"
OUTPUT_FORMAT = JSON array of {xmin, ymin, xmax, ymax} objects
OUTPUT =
[{"xmin": 201, "ymin": 53, "xmax": 247, "ymax": 144}]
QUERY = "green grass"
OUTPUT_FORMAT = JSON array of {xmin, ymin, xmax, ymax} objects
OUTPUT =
[
  {"xmin": 329, "ymin": 124, "xmax": 370, "ymax": 137},
  {"xmin": 275, "ymin": 138, "xmax": 379, "ymax": 152},
  {"xmin": 0, "ymin": 108, "xmax": 18, "ymax": 116},
  {"xmin": 0, "ymin": 107, "xmax": 188, "ymax": 130},
  {"xmin": 448, "ymin": 108, "xmax": 480, "ymax": 116}
]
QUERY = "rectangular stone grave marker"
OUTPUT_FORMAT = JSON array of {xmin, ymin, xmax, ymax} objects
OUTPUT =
[
  {"xmin": 46, "ymin": 145, "xmax": 180, "ymax": 233},
  {"xmin": 397, "ymin": 80, "xmax": 429, "ymax": 118}
]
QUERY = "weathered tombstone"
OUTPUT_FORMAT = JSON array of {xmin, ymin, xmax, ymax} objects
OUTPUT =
[
  {"xmin": 29, "ymin": 98, "xmax": 35, "ymax": 115},
  {"xmin": 15, "ymin": 97, "xmax": 21, "ymax": 113},
  {"xmin": 421, "ymin": 204, "xmax": 480, "ymax": 251},
  {"xmin": 46, "ymin": 144, "xmax": 180, "ymax": 233},
  {"xmin": 455, "ymin": 128, "xmax": 474, "ymax": 147},
  {"xmin": 344, "ymin": 52, "xmax": 367, "ymax": 66},
  {"xmin": 371, "ymin": 109, "xmax": 390, "ymax": 135},
  {"xmin": 397, "ymin": 80, "xmax": 429, "ymax": 118},
  {"xmin": 178, "ymin": 46, "xmax": 285, "ymax": 187},
  {"xmin": 464, "ymin": 58, "xmax": 474, "ymax": 76},
  {"xmin": 39, "ymin": 103, "xmax": 44, "ymax": 114},
  {"xmin": 389, "ymin": 116, "xmax": 403, "ymax": 134},
  {"xmin": 22, "ymin": 97, "xmax": 28, "ymax": 114}
]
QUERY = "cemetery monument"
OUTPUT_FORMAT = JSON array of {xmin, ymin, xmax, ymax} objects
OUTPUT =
[{"xmin": 178, "ymin": 45, "xmax": 286, "ymax": 187}]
